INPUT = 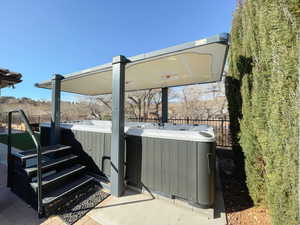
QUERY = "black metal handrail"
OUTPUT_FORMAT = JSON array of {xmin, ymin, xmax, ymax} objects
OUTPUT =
[{"xmin": 7, "ymin": 110, "xmax": 43, "ymax": 217}]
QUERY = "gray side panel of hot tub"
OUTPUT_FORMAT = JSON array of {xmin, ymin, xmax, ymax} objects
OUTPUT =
[
  {"xmin": 66, "ymin": 129, "xmax": 112, "ymax": 177},
  {"xmin": 41, "ymin": 126, "xmax": 215, "ymax": 206},
  {"xmin": 126, "ymin": 135, "xmax": 216, "ymax": 207},
  {"xmin": 141, "ymin": 137, "xmax": 199, "ymax": 201},
  {"xmin": 40, "ymin": 126, "xmax": 112, "ymax": 177}
]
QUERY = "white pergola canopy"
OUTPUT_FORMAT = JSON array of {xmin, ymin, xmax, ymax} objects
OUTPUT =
[
  {"xmin": 36, "ymin": 33, "xmax": 229, "ymax": 198},
  {"xmin": 36, "ymin": 33, "xmax": 229, "ymax": 95}
]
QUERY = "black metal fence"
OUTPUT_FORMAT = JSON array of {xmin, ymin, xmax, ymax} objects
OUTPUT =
[
  {"xmin": 128, "ymin": 117, "xmax": 232, "ymax": 147},
  {"xmin": 0, "ymin": 112, "xmax": 232, "ymax": 147},
  {"xmin": 0, "ymin": 113, "xmax": 44, "ymax": 132}
]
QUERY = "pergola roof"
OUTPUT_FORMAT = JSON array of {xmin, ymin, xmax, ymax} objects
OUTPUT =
[
  {"xmin": 0, "ymin": 68, "xmax": 22, "ymax": 89},
  {"xmin": 36, "ymin": 33, "xmax": 229, "ymax": 95}
]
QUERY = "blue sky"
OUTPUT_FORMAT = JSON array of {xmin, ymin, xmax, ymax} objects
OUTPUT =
[{"xmin": 0, "ymin": 0, "xmax": 236, "ymax": 101}]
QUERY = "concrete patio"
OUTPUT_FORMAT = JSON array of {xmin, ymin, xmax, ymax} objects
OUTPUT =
[
  {"xmin": 0, "ymin": 143, "xmax": 227, "ymax": 225},
  {"xmin": 87, "ymin": 186, "xmax": 226, "ymax": 225}
]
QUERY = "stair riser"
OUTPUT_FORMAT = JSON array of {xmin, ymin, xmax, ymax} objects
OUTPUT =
[
  {"xmin": 8, "ymin": 144, "xmax": 96, "ymax": 217},
  {"xmin": 11, "ymin": 156, "xmax": 42, "ymax": 169},
  {"xmin": 26, "ymin": 157, "xmax": 79, "ymax": 177},
  {"xmin": 21, "ymin": 149, "xmax": 72, "ymax": 168},
  {"xmin": 31, "ymin": 168, "xmax": 87, "ymax": 193},
  {"xmin": 10, "ymin": 170, "xmax": 93, "ymax": 212},
  {"xmin": 11, "ymin": 155, "xmax": 77, "ymax": 176}
]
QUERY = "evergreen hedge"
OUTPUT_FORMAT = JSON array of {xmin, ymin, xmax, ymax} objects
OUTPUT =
[{"xmin": 226, "ymin": 0, "xmax": 299, "ymax": 224}]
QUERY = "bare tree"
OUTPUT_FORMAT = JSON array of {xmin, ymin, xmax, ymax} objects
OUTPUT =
[
  {"xmin": 126, "ymin": 89, "xmax": 159, "ymax": 119},
  {"xmin": 178, "ymin": 79, "xmax": 227, "ymax": 119},
  {"xmin": 126, "ymin": 88, "xmax": 177, "ymax": 120},
  {"xmin": 81, "ymin": 88, "xmax": 177, "ymax": 120},
  {"xmin": 179, "ymin": 85, "xmax": 206, "ymax": 118},
  {"xmin": 206, "ymin": 78, "xmax": 227, "ymax": 118},
  {"xmin": 78, "ymin": 96, "xmax": 111, "ymax": 120}
]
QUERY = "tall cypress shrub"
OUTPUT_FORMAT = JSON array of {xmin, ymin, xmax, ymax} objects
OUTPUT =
[
  {"xmin": 227, "ymin": 0, "xmax": 299, "ymax": 224},
  {"xmin": 225, "ymin": 5, "xmax": 246, "ymax": 179}
]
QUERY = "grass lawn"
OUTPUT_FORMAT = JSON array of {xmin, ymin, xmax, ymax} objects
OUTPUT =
[{"xmin": 0, "ymin": 132, "xmax": 40, "ymax": 150}]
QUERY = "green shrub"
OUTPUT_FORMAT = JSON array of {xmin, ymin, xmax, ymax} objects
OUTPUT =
[
  {"xmin": 225, "ymin": 5, "xmax": 246, "ymax": 179},
  {"xmin": 227, "ymin": 0, "xmax": 299, "ymax": 224}
]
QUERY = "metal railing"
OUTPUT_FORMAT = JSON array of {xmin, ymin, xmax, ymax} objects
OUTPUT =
[
  {"xmin": 7, "ymin": 110, "xmax": 43, "ymax": 217},
  {"xmin": 1, "ymin": 112, "xmax": 232, "ymax": 147},
  {"xmin": 127, "ymin": 117, "xmax": 232, "ymax": 147}
]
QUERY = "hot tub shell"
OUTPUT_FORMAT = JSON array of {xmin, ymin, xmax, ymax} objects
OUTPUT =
[{"xmin": 40, "ymin": 120, "xmax": 216, "ymax": 208}]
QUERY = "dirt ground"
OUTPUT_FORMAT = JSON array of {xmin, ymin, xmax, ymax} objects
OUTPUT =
[{"xmin": 217, "ymin": 148, "xmax": 273, "ymax": 225}]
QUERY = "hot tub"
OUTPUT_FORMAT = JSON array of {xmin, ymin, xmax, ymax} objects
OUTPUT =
[{"xmin": 40, "ymin": 120, "xmax": 216, "ymax": 208}]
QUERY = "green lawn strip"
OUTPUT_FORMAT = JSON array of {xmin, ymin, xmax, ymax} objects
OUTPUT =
[{"xmin": 0, "ymin": 132, "xmax": 40, "ymax": 150}]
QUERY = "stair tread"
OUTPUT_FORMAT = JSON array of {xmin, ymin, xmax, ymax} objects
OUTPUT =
[
  {"xmin": 42, "ymin": 175, "xmax": 94, "ymax": 205},
  {"xmin": 24, "ymin": 154, "xmax": 78, "ymax": 176},
  {"xmin": 30, "ymin": 164, "xmax": 86, "ymax": 189},
  {"xmin": 21, "ymin": 145, "xmax": 71, "ymax": 160}
]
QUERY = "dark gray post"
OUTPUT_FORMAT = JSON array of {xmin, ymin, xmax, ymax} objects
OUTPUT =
[
  {"xmin": 7, "ymin": 112, "xmax": 12, "ymax": 188},
  {"xmin": 161, "ymin": 87, "xmax": 168, "ymax": 123},
  {"xmin": 111, "ymin": 55, "xmax": 129, "ymax": 197},
  {"xmin": 50, "ymin": 74, "xmax": 64, "ymax": 145}
]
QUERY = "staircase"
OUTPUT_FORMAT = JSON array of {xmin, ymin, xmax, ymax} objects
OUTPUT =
[{"xmin": 7, "ymin": 110, "xmax": 95, "ymax": 217}]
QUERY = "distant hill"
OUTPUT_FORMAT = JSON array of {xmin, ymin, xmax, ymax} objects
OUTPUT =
[
  {"xmin": 0, "ymin": 96, "xmax": 90, "ymax": 123},
  {"xmin": 0, "ymin": 93, "xmax": 228, "ymax": 124}
]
